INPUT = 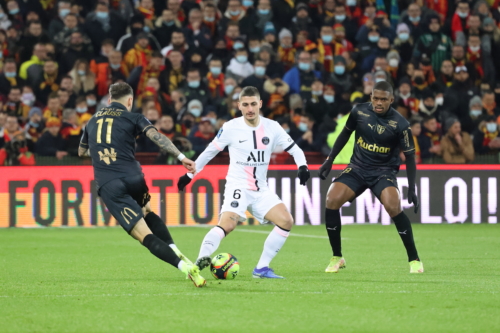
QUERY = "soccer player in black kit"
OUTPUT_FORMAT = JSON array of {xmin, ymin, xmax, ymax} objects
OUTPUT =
[
  {"xmin": 318, "ymin": 81, "xmax": 424, "ymax": 274},
  {"xmin": 78, "ymin": 82, "xmax": 207, "ymax": 287}
]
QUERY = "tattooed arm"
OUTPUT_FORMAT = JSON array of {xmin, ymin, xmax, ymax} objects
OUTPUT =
[
  {"xmin": 146, "ymin": 128, "xmax": 196, "ymax": 172},
  {"xmin": 146, "ymin": 128, "xmax": 182, "ymax": 156}
]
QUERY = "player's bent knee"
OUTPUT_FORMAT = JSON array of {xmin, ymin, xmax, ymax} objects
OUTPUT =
[
  {"xmin": 384, "ymin": 203, "xmax": 402, "ymax": 218},
  {"xmin": 281, "ymin": 214, "xmax": 294, "ymax": 230},
  {"xmin": 326, "ymin": 195, "xmax": 343, "ymax": 210},
  {"xmin": 218, "ymin": 212, "xmax": 239, "ymax": 234}
]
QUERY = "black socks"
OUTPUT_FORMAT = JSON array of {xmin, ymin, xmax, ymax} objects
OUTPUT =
[
  {"xmin": 325, "ymin": 208, "xmax": 342, "ymax": 257},
  {"xmin": 145, "ymin": 212, "xmax": 174, "ymax": 245},
  {"xmin": 142, "ymin": 234, "xmax": 181, "ymax": 268},
  {"xmin": 392, "ymin": 211, "xmax": 419, "ymax": 262}
]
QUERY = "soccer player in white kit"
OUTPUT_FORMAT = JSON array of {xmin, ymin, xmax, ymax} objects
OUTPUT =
[{"xmin": 177, "ymin": 86, "xmax": 310, "ymax": 278}]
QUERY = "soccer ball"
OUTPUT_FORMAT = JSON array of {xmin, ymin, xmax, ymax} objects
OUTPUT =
[{"xmin": 210, "ymin": 253, "xmax": 240, "ymax": 280}]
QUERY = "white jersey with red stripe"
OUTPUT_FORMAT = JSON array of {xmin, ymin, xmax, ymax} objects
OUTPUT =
[{"xmin": 188, "ymin": 116, "xmax": 307, "ymax": 191}]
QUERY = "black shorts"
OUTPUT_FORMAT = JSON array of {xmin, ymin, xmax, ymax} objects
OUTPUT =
[
  {"xmin": 98, "ymin": 174, "xmax": 151, "ymax": 233},
  {"xmin": 332, "ymin": 166, "xmax": 398, "ymax": 202}
]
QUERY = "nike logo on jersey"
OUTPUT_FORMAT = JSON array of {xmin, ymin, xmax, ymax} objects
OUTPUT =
[{"xmin": 239, "ymin": 140, "xmax": 247, "ymax": 143}]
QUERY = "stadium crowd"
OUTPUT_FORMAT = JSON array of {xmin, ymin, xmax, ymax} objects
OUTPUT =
[{"xmin": 0, "ymin": 0, "xmax": 500, "ymax": 166}]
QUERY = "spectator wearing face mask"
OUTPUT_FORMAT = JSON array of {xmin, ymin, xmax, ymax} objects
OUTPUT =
[
  {"xmin": 385, "ymin": 50, "xmax": 403, "ymax": 82},
  {"xmin": 417, "ymin": 89, "xmax": 443, "ymax": 120},
  {"xmin": 207, "ymin": 58, "xmax": 225, "ymax": 99},
  {"xmin": 305, "ymin": 80, "xmax": 330, "ymax": 123},
  {"xmin": 182, "ymin": 68, "xmax": 212, "ymax": 106},
  {"xmin": 473, "ymin": 116, "xmax": 500, "ymax": 154},
  {"xmin": 283, "ymin": 50, "xmax": 321, "ymax": 101},
  {"xmin": 451, "ymin": 1, "xmax": 470, "ymax": 44},
  {"xmin": 241, "ymin": 59, "xmax": 268, "ymax": 103},
  {"xmin": 24, "ymin": 107, "xmax": 44, "ymax": 144},
  {"xmin": 0, "ymin": 58, "xmax": 24, "ymax": 96},
  {"xmin": 418, "ymin": 115, "xmax": 442, "ymax": 160},
  {"xmin": 394, "ymin": 23, "xmax": 414, "ymax": 64},
  {"xmin": 225, "ymin": 48, "xmax": 254, "ymax": 84},
  {"xmin": 402, "ymin": 3, "xmax": 425, "ymax": 42},
  {"xmin": 74, "ymin": 96, "xmax": 91, "ymax": 120},
  {"xmin": 357, "ymin": 26, "xmax": 381, "ymax": 60},
  {"xmin": 295, "ymin": 113, "xmax": 324, "ymax": 152}
]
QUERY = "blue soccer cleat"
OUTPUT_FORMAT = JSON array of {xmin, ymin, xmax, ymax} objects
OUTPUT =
[{"xmin": 252, "ymin": 267, "xmax": 284, "ymax": 279}]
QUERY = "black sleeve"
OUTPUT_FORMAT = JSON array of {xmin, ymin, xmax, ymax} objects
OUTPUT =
[
  {"xmin": 399, "ymin": 124, "xmax": 416, "ymax": 156},
  {"xmin": 405, "ymin": 153, "xmax": 417, "ymax": 191},
  {"xmin": 135, "ymin": 114, "xmax": 156, "ymax": 136},
  {"xmin": 344, "ymin": 107, "xmax": 358, "ymax": 131},
  {"xmin": 79, "ymin": 126, "xmax": 88, "ymax": 149}
]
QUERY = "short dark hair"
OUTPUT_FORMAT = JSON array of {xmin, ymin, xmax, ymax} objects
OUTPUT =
[
  {"xmin": 48, "ymin": 92, "xmax": 59, "ymax": 100},
  {"xmin": 101, "ymin": 38, "xmax": 115, "ymax": 46},
  {"xmin": 239, "ymin": 86, "xmax": 260, "ymax": 101},
  {"xmin": 109, "ymin": 82, "xmax": 133, "ymax": 100},
  {"xmin": 9, "ymin": 86, "xmax": 21, "ymax": 93},
  {"xmin": 410, "ymin": 119, "xmax": 421, "ymax": 127},
  {"xmin": 151, "ymin": 51, "xmax": 162, "ymax": 58},
  {"xmin": 373, "ymin": 81, "xmax": 393, "ymax": 96},
  {"xmin": 422, "ymin": 115, "xmax": 436, "ymax": 123}
]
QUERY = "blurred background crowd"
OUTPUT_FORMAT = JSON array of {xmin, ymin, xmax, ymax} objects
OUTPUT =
[{"xmin": 0, "ymin": 0, "xmax": 500, "ymax": 166}]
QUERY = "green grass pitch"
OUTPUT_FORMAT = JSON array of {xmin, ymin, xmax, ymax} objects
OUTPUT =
[{"xmin": 1, "ymin": 224, "xmax": 499, "ymax": 332}]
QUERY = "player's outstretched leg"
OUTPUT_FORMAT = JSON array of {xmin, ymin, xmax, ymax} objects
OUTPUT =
[
  {"xmin": 195, "ymin": 212, "xmax": 239, "ymax": 271},
  {"xmin": 144, "ymin": 205, "xmax": 193, "ymax": 265},
  {"xmin": 131, "ymin": 218, "xmax": 207, "ymax": 287},
  {"xmin": 324, "ymin": 183, "xmax": 355, "ymax": 273},
  {"xmin": 253, "ymin": 204, "xmax": 292, "ymax": 279},
  {"xmin": 380, "ymin": 187, "xmax": 423, "ymax": 273}
]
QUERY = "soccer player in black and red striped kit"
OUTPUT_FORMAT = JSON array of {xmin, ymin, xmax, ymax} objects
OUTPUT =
[{"xmin": 318, "ymin": 81, "xmax": 423, "ymax": 274}]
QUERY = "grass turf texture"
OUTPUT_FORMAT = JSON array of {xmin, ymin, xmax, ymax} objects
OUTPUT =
[{"xmin": 1, "ymin": 224, "xmax": 499, "ymax": 333}]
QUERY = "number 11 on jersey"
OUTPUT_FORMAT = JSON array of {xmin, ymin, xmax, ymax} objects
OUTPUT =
[{"xmin": 96, "ymin": 118, "xmax": 114, "ymax": 144}]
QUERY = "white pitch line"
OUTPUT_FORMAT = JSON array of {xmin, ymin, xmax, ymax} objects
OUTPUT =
[
  {"xmin": 0, "ymin": 290, "xmax": 497, "ymax": 298},
  {"xmin": 235, "ymin": 229, "xmax": 346, "ymax": 240}
]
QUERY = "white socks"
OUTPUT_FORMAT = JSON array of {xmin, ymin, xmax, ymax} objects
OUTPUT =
[
  {"xmin": 198, "ymin": 226, "xmax": 225, "ymax": 258},
  {"xmin": 256, "ymin": 226, "xmax": 290, "ymax": 269}
]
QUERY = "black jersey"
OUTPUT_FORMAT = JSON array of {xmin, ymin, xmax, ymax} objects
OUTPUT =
[
  {"xmin": 79, "ymin": 102, "xmax": 156, "ymax": 188},
  {"xmin": 344, "ymin": 102, "xmax": 415, "ymax": 171}
]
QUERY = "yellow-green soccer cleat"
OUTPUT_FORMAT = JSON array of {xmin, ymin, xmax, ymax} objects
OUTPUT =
[
  {"xmin": 409, "ymin": 260, "xmax": 424, "ymax": 273},
  {"xmin": 325, "ymin": 256, "xmax": 346, "ymax": 273},
  {"xmin": 180, "ymin": 262, "xmax": 207, "ymax": 287}
]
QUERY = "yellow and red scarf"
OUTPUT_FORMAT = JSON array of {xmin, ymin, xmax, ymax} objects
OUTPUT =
[
  {"xmin": 207, "ymin": 72, "xmax": 224, "ymax": 98},
  {"xmin": 482, "ymin": 127, "xmax": 498, "ymax": 146},
  {"xmin": 467, "ymin": 49, "xmax": 484, "ymax": 78},
  {"xmin": 39, "ymin": 72, "xmax": 59, "ymax": 91},
  {"xmin": 317, "ymin": 40, "xmax": 341, "ymax": 73},
  {"xmin": 137, "ymin": 6, "xmax": 155, "ymax": 20},
  {"xmin": 278, "ymin": 46, "xmax": 296, "ymax": 71},
  {"xmin": 137, "ymin": 65, "xmax": 163, "ymax": 96}
]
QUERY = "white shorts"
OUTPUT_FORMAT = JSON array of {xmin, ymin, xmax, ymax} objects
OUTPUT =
[{"xmin": 220, "ymin": 187, "xmax": 283, "ymax": 224}]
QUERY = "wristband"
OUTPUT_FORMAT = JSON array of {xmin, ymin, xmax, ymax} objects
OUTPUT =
[{"xmin": 177, "ymin": 153, "xmax": 186, "ymax": 161}]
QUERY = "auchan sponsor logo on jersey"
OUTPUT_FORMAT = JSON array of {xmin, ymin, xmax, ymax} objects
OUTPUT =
[{"xmin": 356, "ymin": 137, "xmax": 391, "ymax": 153}]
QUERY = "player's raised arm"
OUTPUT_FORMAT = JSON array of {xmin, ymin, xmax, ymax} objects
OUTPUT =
[
  {"xmin": 145, "ymin": 127, "xmax": 196, "ymax": 173},
  {"xmin": 400, "ymin": 126, "xmax": 419, "ymax": 213},
  {"xmin": 177, "ymin": 124, "xmax": 231, "ymax": 191},
  {"xmin": 275, "ymin": 122, "xmax": 310, "ymax": 185},
  {"xmin": 318, "ymin": 109, "xmax": 358, "ymax": 180}
]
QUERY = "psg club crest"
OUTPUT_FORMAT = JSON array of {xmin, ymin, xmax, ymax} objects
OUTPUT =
[
  {"xmin": 231, "ymin": 201, "xmax": 239, "ymax": 208},
  {"xmin": 376, "ymin": 125, "xmax": 385, "ymax": 134},
  {"xmin": 262, "ymin": 137, "xmax": 270, "ymax": 145}
]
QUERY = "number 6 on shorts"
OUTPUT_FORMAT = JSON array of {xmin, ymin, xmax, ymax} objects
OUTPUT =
[{"xmin": 233, "ymin": 189, "xmax": 241, "ymax": 199}]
